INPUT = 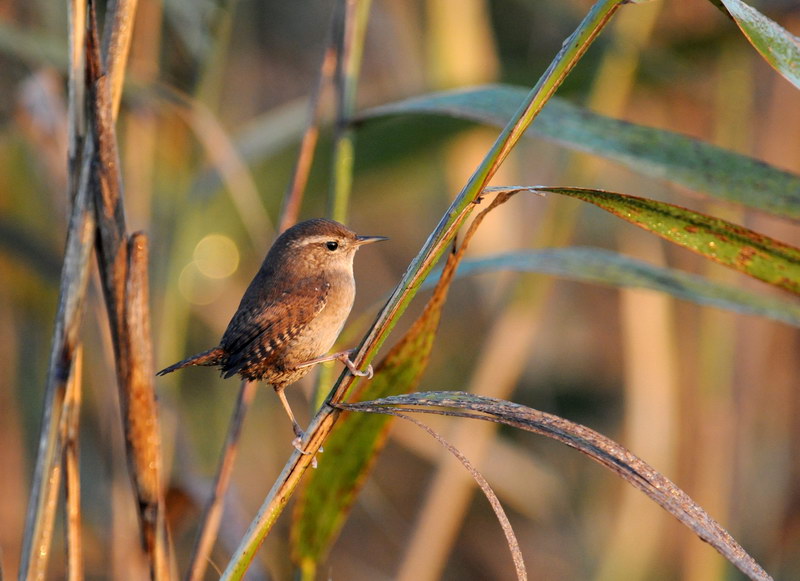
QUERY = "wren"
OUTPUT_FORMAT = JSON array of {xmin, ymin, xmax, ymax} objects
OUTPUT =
[{"xmin": 157, "ymin": 218, "xmax": 387, "ymax": 446}]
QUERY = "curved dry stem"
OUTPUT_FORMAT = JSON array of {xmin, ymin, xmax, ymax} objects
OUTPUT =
[{"xmin": 389, "ymin": 411, "xmax": 527, "ymax": 581}]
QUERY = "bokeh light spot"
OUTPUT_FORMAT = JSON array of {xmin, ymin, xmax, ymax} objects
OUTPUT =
[{"xmin": 194, "ymin": 234, "xmax": 240, "ymax": 279}]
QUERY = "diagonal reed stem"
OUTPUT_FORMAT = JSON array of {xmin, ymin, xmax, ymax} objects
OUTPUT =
[{"xmin": 221, "ymin": 1, "xmax": 627, "ymax": 578}]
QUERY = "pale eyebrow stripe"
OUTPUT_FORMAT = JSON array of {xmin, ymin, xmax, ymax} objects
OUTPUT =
[{"xmin": 294, "ymin": 234, "xmax": 343, "ymax": 247}]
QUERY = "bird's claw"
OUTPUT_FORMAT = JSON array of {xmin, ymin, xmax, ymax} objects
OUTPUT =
[
  {"xmin": 354, "ymin": 364, "xmax": 373, "ymax": 379},
  {"xmin": 339, "ymin": 352, "xmax": 373, "ymax": 379}
]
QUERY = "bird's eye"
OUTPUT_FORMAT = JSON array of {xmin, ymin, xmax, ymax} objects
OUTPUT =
[{"xmin": 326, "ymin": 241, "xmax": 339, "ymax": 251}]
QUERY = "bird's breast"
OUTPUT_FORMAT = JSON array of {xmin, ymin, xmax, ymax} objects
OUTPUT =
[{"xmin": 286, "ymin": 272, "xmax": 355, "ymax": 365}]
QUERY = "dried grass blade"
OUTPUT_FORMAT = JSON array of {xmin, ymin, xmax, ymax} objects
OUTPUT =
[{"xmin": 338, "ymin": 392, "xmax": 773, "ymax": 581}]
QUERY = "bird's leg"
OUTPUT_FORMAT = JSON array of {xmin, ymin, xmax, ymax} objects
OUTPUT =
[
  {"xmin": 296, "ymin": 350, "xmax": 373, "ymax": 379},
  {"xmin": 276, "ymin": 388, "xmax": 304, "ymax": 441},
  {"xmin": 276, "ymin": 388, "xmax": 320, "ymax": 468}
]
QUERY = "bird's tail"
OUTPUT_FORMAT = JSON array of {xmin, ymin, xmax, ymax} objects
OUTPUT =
[{"xmin": 156, "ymin": 347, "xmax": 224, "ymax": 376}]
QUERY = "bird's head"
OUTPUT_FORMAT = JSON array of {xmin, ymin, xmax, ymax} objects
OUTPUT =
[{"xmin": 268, "ymin": 218, "xmax": 387, "ymax": 278}]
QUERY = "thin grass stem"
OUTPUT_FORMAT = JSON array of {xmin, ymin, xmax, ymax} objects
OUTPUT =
[{"xmin": 185, "ymin": 380, "xmax": 258, "ymax": 581}]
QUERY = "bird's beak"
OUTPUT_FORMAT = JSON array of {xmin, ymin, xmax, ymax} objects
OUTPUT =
[{"xmin": 355, "ymin": 235, "xmax": 389, "ymax": 246}]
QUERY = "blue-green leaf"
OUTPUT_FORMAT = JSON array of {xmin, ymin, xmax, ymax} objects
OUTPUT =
[
  {"xmin": 358, "ymin": 85, "xmax": 800, "ymax": 219},
  {"xmin": 719, "ymin": 0, "xmax": 800, "ymax": 89},
  {"xmin": 423, "ymin": 247, "xmax": 800, "ymax": 327}
]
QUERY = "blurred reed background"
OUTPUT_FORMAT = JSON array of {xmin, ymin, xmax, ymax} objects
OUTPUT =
[{"xmin": 1, "ymin": 0, "xmax": 799, "ymax": 579}]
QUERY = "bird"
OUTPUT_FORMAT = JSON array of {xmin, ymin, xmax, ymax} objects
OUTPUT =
[{"xmin": 157, "ymin": 218, "xmax": 387, "ymax": 447}]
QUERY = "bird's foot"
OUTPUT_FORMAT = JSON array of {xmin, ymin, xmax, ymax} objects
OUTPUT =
[
  {"xmin": 292, "ymin": 436, "xmax": 320, "ymax": 469},
  {"xmin": 338, "ymin": 351, "xmax": 373, "ymax": 379},
  {"xmin": 291, "ymin": 425, "xmax": 322, "ymax": 469},
  {"xmin": 296, "ymin": 350, "xmax": 374, "ymax": 379}
]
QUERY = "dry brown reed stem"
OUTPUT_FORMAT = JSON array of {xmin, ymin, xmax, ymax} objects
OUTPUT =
[
  {"xmin": 101, "ymin": 0, "xmax": 139, "ymax": 119},
  {"xmin": 185, "ymin": 380, "xmax": 258, "ymax": 581},
  {"xmin": 62, "ymin": 347, "xmax": 83, "ymax": 581},
  {"xmin": 85, "ymin": 4, "xmax": 172, "ymax": 577},
  {"xmin": 18, "ymin": 116, "xmax": 96, "ymax": 581},
  {"xmin": 18, "ymin": 0, "xmax": 93, "ymax": 575},
  {"xmin": 86, "ymin": 21, "xmax": 128, "ymax": 355},
  {"xmin": 125, "ymin": 234, "xmax": 171, "ymax": 580}
]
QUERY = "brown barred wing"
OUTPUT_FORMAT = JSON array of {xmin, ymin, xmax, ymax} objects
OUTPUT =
[{"xmin": 219, "ymin": 276, "xmax": 330, "ymax": 381}]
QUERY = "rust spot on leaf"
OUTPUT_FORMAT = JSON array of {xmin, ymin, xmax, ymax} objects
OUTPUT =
[
  {"xmin": 713, "ymin": 232, "xmax": 731, "ymax": 244},
  {"xmin": 737, "ymin": 245, "xmax": 757, "ymax": 266}
]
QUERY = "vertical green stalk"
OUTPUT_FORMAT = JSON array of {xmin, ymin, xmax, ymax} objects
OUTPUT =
[
  {"xmin": 279, "ymin": 0, "xmax": 342, "ymax": 232},
  {"xmin": 328, "ymin": 0, "xmax": 373, "ymax": 223},
  {"xmin": 314, "ymin": 0, "xmax": 372, "ymax": 408}
]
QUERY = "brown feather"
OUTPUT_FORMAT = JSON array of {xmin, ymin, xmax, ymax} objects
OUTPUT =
[{"xmin": 156, "ymin": 347, "xmax": 225, "ymax": 376}]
